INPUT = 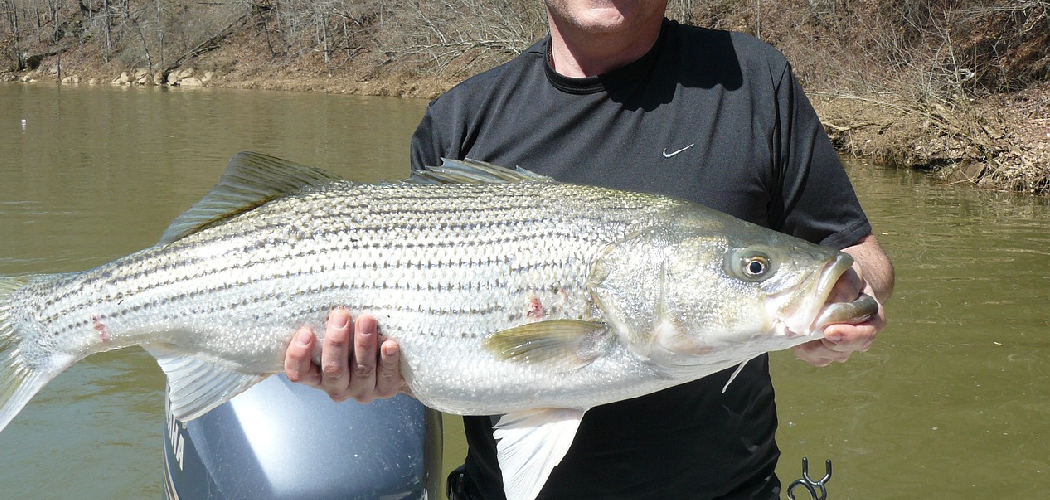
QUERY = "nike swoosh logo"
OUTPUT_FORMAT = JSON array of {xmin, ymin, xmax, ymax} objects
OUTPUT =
[{"xmin": 662, "ymin": 143, "xmax": 695, "ymax": 158}]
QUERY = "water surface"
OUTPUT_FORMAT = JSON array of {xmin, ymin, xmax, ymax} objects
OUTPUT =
[
  {"xmin": 772, "ymin": 162, "xmax": 1050, "ymax": 498},
  {"xmin": 0, "ymin": 83, "xmax": 426, "ymax": 499},
  {"xmin": 1, "ymin": 83, "xmax": 1048, "ymax": 499}
]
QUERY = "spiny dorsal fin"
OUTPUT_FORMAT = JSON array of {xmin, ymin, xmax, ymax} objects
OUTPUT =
[
  {"xmin": 407, "ymin": 158, "xmax": 553, "ymax": 185},
  {"xmin": 159, "ymin": 151, "xmax": 344, "ymax": 245}
]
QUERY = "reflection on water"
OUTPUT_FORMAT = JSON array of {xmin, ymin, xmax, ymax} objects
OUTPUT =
[{"xmin": 1, "ymin": 83, "xmax": 1049, "ymax": 499}]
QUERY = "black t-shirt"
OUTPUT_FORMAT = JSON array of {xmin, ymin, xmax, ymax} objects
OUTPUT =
[{"xmin": 411, "ymin": 19, "xmax": 871, "ymax": 500}]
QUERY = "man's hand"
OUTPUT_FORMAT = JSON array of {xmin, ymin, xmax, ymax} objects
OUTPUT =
[
  {"xmin": 284, "ymin": 308, "xmax": 405, "ymax": 403},
  {"xmin": 794, "ymin": 234, "xmax": 893, "ymax": 367},
  {"xmin": 793, "ymin": 267, "xmax": 885, "ymax": 366}
]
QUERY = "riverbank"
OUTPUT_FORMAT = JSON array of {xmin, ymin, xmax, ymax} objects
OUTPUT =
[
  {"xmin": 3, "ymin": 2, "xmax": 1047, "ymax": 195},
  {"xmin": 9, "ymin": 62, "xmax": 1047, "ymax": 196},
  {"xmin": 813, "ymin": 84, "xmax": 1050, "ymax": 195}
]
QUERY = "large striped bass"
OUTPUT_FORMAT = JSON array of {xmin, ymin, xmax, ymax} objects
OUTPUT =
[{"xmin": 0, "ymin": 152, "xmax": 876, "ymax": 500}]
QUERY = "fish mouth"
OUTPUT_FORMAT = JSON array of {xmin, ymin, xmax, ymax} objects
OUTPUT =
[
  {"xmin": 779, "ymin": 252, "xmax": 870, "ymax": 338},
  {"xmin": 803, "ymin": 253, "xmax": 879, "ymax": 334},
  {"xmin": 815, "ymin": 253, "xmax": 855, "ymax": 303}
]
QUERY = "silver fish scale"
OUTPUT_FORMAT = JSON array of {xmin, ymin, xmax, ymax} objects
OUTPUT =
[{"xmin": 15, "ymin": 180, "xmax": 683, "ymax": 414}]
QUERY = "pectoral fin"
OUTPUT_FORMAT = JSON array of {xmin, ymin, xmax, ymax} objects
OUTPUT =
[
  {"xmin": 494, "ymin": 408, "xmax": 586, "ymax": 500},
  {"xmin": 483, "ymin": 320, "xmax": 609, "ymax": 371},
  {"xmin": 145, "ymin": 346, "xmax": 267, "ymax": 422}
]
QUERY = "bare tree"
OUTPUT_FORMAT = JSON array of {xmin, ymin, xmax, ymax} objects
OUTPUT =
[{"xmin": 377, "ymin": 0, "xmax": 543, "ymax": 75}]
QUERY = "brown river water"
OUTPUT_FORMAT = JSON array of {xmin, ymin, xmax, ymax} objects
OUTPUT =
[{"xmin": 0, "ymin": 83, "xmax": 1048, "ymax": 499}]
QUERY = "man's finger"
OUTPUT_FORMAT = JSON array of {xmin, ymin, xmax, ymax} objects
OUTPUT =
[
  {"xmin": 349, "ymin": 314, "xmax": 380, "ymax": 403},
  {"xmin": 321, "ymin": 308, "xmax": 353, "ymax": 400},
  {"xmin": 376, "ymin": 338, "xmax": 403, "ymax": 399},
  {"xmin": 285, "ymin": 326, "xmax": 321, "ymax": 387},
  {"xmin": 793, "ymin": 339, "xmax": 851, "ymax": 367},
  {"xmin": 824, "ymin": 320, "xmax": 880, "ymax": 348}
]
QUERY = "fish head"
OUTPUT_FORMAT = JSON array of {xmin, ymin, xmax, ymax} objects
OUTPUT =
[{"xmin": 593, "ymin": 208, "xmax": 875, "ymax": 377}]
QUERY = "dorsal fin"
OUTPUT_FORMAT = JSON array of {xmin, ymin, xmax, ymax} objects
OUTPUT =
[
  {"xmin": 159, "ymin": 151, "xmax": 344, "ymax": 245},
  {"xmin": 407, "ymin": 158, "xmax": 553, "ymax": 185}
]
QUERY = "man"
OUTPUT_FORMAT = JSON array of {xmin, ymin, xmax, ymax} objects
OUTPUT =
[{"xmin": 285, "ymin": 1, "xmax": 894, "ymax": 498}]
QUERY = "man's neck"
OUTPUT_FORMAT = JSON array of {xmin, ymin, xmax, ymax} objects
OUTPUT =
[{"xmin": 547, "ymin": 14, "xmax": 663, "ymax": 78}]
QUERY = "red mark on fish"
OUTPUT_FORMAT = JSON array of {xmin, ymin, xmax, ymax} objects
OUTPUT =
[
  {"xmin": 526, "ymin": 295, "xmax": 545, "ymax": 321},
  {"xmin": 92, "ymin": 315, "xmax": 110, "ymax": 342}
]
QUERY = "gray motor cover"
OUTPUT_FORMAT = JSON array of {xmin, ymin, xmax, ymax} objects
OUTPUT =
[{"xmin": 163, "ymin": 375, "xmax": 442, "ymax": 499}]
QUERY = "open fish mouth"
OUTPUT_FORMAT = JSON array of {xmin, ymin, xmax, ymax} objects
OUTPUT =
[
  {"xmin": 806, "ymin": 253, "xmax": 879, "ymax": 332},
  {"xmin": 777, "ymin": 252, "xmax": 876, "ymax": 338}
]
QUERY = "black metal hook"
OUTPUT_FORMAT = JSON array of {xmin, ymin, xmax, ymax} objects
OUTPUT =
[{"xmin": 786, "ymin": 457, "xmax": 832, "ymax": 500}]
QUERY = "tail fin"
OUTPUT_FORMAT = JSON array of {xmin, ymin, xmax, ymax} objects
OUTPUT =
[{"xmin": 0, "ymin": 276, "xmax": 76, "ymax": 433}]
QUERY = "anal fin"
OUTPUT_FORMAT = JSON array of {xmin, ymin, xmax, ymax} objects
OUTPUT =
[
  {"xmin": 494, "ymin": 408, "xmax": 586, "ymax": 500},
  {"xmin": 145, "ymin": 346, "xmax": 267, "ymax": 422}
]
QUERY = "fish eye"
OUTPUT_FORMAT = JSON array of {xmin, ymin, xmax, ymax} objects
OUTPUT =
[
  {"xmin": 743, "ymin": 255, "xmax": 769, "ymax": 278},
  {"xmin": 725, "ymin": 249, "xmax": 776, "ymax": 282}
]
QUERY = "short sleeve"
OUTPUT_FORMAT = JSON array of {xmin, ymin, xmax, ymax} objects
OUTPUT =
[
  {"xmin": 410, "ymin": 101, "xmax": 444, "ymax": 171},
  {"xmin": 772, "ymin": 63, "xmax": 872, "ymax": 249}
]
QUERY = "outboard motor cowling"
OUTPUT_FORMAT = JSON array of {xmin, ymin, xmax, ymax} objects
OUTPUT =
[{"xmin": 163, "ymin": 375, "xmax": 441, "ymax": 499}]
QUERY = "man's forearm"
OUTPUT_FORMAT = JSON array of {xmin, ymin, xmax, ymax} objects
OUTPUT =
[{"xmin": 844, "ymin": 234, "xmax": 895, "ymax": 303}]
